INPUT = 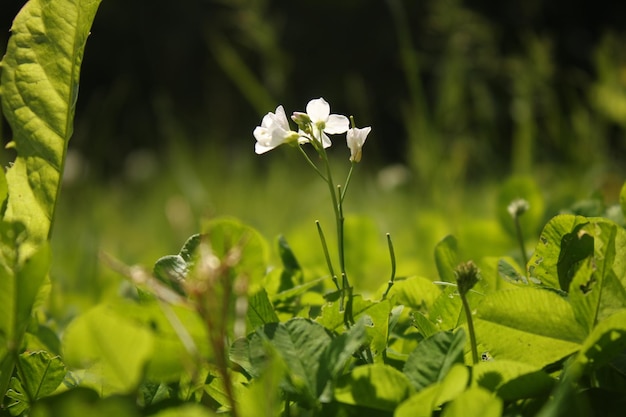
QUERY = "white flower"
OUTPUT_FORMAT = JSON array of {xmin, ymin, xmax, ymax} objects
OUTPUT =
[
  {"xmin": 295, "ymin": 98, "xmax": 349, "ymax": 149},
  {"xmin": 346, "ymin": 125, "xmax": 371, "ymax": 163},
  {"xmin": 253, "ymin": 105, "xmax": 299, "ymax": 154}
]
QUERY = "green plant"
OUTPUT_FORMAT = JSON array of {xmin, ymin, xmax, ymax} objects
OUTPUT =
[{"xmin": 2, "ymin": 1, "xmax": 626, "ymax": 416}]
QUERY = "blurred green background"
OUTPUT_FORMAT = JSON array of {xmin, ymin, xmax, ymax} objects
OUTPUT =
[{"xmin": 1, "ymin": 0, "xmax": 626, "ymax": 318}]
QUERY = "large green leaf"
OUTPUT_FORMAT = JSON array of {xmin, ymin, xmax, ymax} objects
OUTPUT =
[
  {"xmin": 383, "ymin": 276, "xmax": 441, "ymax": 310},
  {"xmin": 440, "ymin": 387, "xmax": 503, "ymax": 417},
  {"xmin": 475, "ymin": 287, "xmax": 586, "ymax": 368},
  {"xmin": 5, "ymin": 350, "xmax": 66, "ymax": 414},
  {"xmin": 62, "ymin": 303, "xmax": 155, "ymax": 395},
  {"xmin": 1, "ymin": 0, "xmax": 102, "ymax": 254},
  {"xmin": 528, "ymin": 214, "xmax": 591, "ymax": 290},
  {"xmin": 334, "ymin": 364, "xmax": 414, "ymax": 411},
  {"xmin": 395, "ymin": 364, "xmax": 470, "ymax": 417},
  {"xmin": 471, "ymin": 359, "xmax": 555, "ymax": 401},
  {"xmin": 252, "ymin": 318, "xmax": 332, "ymax": 405},
  {"xmin": 403, "ymin": 330, "xmax": 466, "ymax": 391}
]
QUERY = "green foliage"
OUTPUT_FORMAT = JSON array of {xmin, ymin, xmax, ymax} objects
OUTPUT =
[{"xmin": 2, "ymin": 1, "xmax": 626, "ymax": 416}]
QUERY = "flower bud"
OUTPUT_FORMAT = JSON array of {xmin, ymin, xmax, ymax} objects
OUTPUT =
[{"xmin": 455, "ymin": 260, "xmax": 480, "ymax": 296}]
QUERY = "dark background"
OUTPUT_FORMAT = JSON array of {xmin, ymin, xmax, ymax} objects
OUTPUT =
[{"xmin": 1, "ymin": 0, "xmax": 626, "ymax": 180}]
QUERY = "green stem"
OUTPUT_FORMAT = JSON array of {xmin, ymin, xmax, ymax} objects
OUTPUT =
[
  {"xmin": 460, "ymin": 292, "xmax": 479, "ymax": 365},
  {"xmin": 297, "ymin": 143, "xmax": 327, "ymax": 182},
  {"xmin": 316, "ymin": 220, "xmax": 340, "ymax": 290},
  {"xmin": 340, "ymin": 162, "xmax": 356, "ymax": 203},
  {"xmin": 382, "ymin": 233, "xmax": 397, "ymax": 299}
]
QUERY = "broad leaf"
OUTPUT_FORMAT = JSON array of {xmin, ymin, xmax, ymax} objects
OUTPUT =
[
  {"xmin": 475, "ymin": 287, "xmax": 586, "ymax": 368},
  {"xmin": 1, "ymin": 0, "xmax": 103, "ymax": 255},
  {"xmin": 317, "ymin": 317, "xmax": 368, "ymax": 402},
  {"xmin": 252, "ymin": 318, "xmax": 332, "ymax": 405},
  {"xmin": 62, "ymin": 303, "xmax": 155, "ymax": 395},
  {"xmin": 384, "ymin": 275, "xmax": 441, "ymax": 310},
  {"xmin": 246, "ymin": 288, "xmax": 279, "ymax": 331},
  {"xmin": 201, "ymin": 218, "xmax": 269, "ymax": 295},
  {"xmin": 528, "ymin": 214, "xmax": 591, "ymax": 290},
  {"xmin": 440, "ymin": 387, "xmax": 503, "ymax": 417},
  {"xmin": 403, "ymin": 330, "xmax": 466, "ymax": 391},
  {"xmin": 5, "ymin": 351, "xmax": 66, "ymax": 414},
  {"xmin": 472, "ymin": 359, "xmax": 555, "ymax": 401},
  {"xmin": 395, "ymin": 364, "xmax": 469, "ymax": 417},
  {"xmin": 334, "ymin": 364, "xmax": 414, "ymax": 411}
]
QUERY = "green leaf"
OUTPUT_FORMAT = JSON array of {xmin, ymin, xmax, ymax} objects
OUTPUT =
[
  {"xmin": 254, "ymin": 318, "xmax": 332, "ymax": 405},
  {"xmin": 472, "ymin": 359, "xmax": 555, "ymax": 401},
  {"xmin": 153, "ymin": 234, "xmax": 202, "ymax": 294},
  {"xmin": 62, "ymin": 303, "xmax": 155, "ymax": 395},
  {"xmin": 318, "ymin": 317, "xmax": 369, "ymax": 402},
  {"xmin": 573, "ymin": 309, "xmax": 626, "ymax": 373},
  {"xmin": 277, "ymin": 234, "xmax": 301, "ymax": 272},
  {"xmin": 0, "ymin": 224, "xmax": 50, "ymax": 398},
  {"xmin": 30, "ymin": 387, "xmax": 139, "ymax": 417},
  {"xmin": 246, "ymin": 288, "xmax": 279, "ymax": 331},
  {"xmin": 434, "ymin": 235, "xmax": 459, "ymax": 283},
  {"xmin": 395, "ymin": 364, "xmax": 470, "ymax": 417},
  {"xmin": 237, "ymin": 352, "xmax": 286, "ymax": 417},
  {"xmin": 440, "ymin": 387, "xmax": 503, "ymax": 417},
  {"xmin": 1, "ymin": 0, "xmax": 103, "ymax": 255},
  {"xmin": 5, "ymin": 351, "xmax": 67, "ymax": 414},
  {"xmin": 317, "ymin": 296, "xmax": 391, "ymax": 361},
  {"xmin": 334, "ymin": 364, "xmax": 414, "ymax": 411},
  {"xmin": 427, "ymin": 285, "xmax": 464, "ymax": 331},
  {"xmin": 384, "ymin": 276, "xmax": 441, "ymax": 310},
  {"xmin": 528, "ymin": 214, "xmax": 591, "ymax": 290},
  {"xmin": 475, "ymin": 287, "xmax": 586, "ymax": 368},
  {"xmin": 403, "ymin": 330, "xmax": 466, "ymax": 390},
  {"xmin": 202, "ymin": 218, "xmax": 269, "ymax": 294},
  {"xmin": 18, "ymin": 351, "xmax": 66, "ymax": 399}
]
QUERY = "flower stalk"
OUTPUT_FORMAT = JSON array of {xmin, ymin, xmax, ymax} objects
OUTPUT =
[
  {"xmin": 253, "ymin": 97, "xmax": 370, "ymax": 326},
  {"xmin": 455, "ymin": 260, "xmax": 480, "ymax": 365}
]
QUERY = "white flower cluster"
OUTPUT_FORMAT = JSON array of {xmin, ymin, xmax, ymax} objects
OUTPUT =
[{"xmin": 253, "ymin": 97, "xmax": 371, "ymax": 163}]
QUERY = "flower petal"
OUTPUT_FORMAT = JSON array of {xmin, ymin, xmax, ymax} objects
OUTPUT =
[
  {"xmin": 324, "ymin": 114, "xmax": 349, "ymax": 134},
  {"xmin": 273, "ymin": 105, "xmax": 290, "ymax": 130},
  {"xmin": 306, "ymin": 97, "xmax": 330, "ymax": 123}
]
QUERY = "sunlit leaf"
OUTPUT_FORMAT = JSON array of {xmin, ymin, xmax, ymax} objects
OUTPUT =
[
  {"xmin": 395, "ymin": 364, "xmax": 469, "ymax": 417},
  {"xmin": 472, "ymin": 359, "xmax": 555, "ymax": 401},
  {"xmin": 440, "ymin": 386, "xmax": 502, "ymax": 417},
  {"xmin": 334, "ymin": 364, "xmax": 414, "ymax": 411},
  {"xmin": 384, "ymin": 275, "xmax": 441, "ymax": 310},
  {"xmin": 528, "ymin": 214, "xmax": 591, "ymax": 290},
  {"xmin": 62, "ymin": 303, "xmax": 155, "ymax": 395},
  {"xmin": 201, "ymin": 218, "xmax": 269, "ymax": 294},
  {"xmin": 403, "ymin": 330, "xmax": 466, "ymax": 390},
  {"xmin": 1, "ymin": 0, "xmax": 102, "ymax": 255},
  {"xmin": 246, "ymin": 288, "xmax": 279, "ymax": 331}
]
